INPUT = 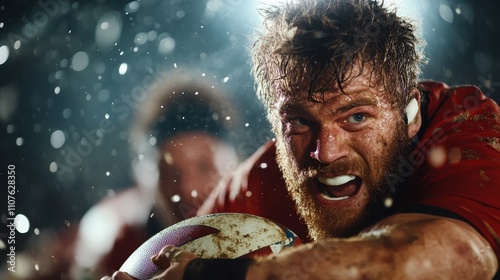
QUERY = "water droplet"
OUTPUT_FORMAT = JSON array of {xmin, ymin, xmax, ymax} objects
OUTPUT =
[
  {"xmin": 125, "ymin": 1, "xmax": 141, "ymax": 13},
  {"xmin": 118, "ymin": 63, "xmax": 128, "ymax": 75},
  {"xmin": 62, "ymin": 108, "xmax": 71, "ymax": 118},
  {"xmin": 384, "ymin": 197, "xmax": 393, "ymax": 208},
  {"xmin": 98, "ymin": 89, "xmax": 111, "ymax": 102},
  {"xmin": 100, "ymin": 21, "xmax": 109, "ymax": 30},
  {"xmin": 148, "ymin": 30, "xmax": 158, "ymax": 41},
  {"xmin": 439, "ymin": 4, "xmax": 454, "ymax": 23},
  {"xmin": 176, "ymin": 10, "xmax": 185, "ymax": 18},
  {"xmin": 448, "ymin": 147, "xmax": 461, "ymax": 165},
  {"xmin": 171, "ymin": 194, "xmax": 181, "ymax": 203},
  {"xmin": 71, "ymin": 51, "xmax": 89, "ymax": 72},
  {"xmin": 15, "ymin": 214, "xmax": 30, "ymax": 234},
  {"xmin": 13, "ymin": 40, "xmax": 21, "ymax": 50},
  {"xmin": 16, "ymin": 137, "xmax": 24, "ymax": 146},
  {"xmin": 50, "ymin": 130, "xmax": 66, "ymax": 149},
  {"xmin": 0, "ymin": 45, "xmax": 10, "ymax": 65},
  {"xmin": 49, "ymin": 162, "xmax": 58, "ymax": 173},
  {"xmin": 158, "ymin": 37, "xmax": 175, "ymax": 55},
  {"xmin": 134, "ymin": 32, "xmax": 148, "ymax": 45},
  {"xmin": 96, "ymin": 11, "xmax": 123, "ymax": 50},
  {"xmin": 428, "ymin": 146, "xmax": 447, "ymax": 168},
  {"xmin": 191, "ymin": 190, "xmax": 198, "ymax": 198}
]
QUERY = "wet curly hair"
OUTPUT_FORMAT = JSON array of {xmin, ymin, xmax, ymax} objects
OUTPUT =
[{"xmin": 250, "ymin": 0, "xmax": 426, "ymax": 110}]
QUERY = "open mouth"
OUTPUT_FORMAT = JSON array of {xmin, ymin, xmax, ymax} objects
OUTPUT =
[{"xmin": 316, "ymin": 175, "xmax": 362, "ymax": 201}]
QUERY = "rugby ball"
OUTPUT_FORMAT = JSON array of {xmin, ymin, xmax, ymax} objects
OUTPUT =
[{"xmin": 119, "ymin": 213, "xmax": 302, "ymax": 279}]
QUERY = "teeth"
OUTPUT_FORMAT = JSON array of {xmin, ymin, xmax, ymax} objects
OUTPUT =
[
  {"xmin": 318, "ymin": 175, "xmax": 355, "ymax": 186},
  {"xmin": 320, "ymin": 193, "xmax": 350, "ymax": 201}
]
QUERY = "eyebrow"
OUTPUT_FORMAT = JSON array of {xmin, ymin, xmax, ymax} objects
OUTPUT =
[
  {"xmin": 277, "ymin": 89, "xmax": 377, "ymax": 117},
  {"xmin": 278, "ymin": 102, "xmax": 300, "ymax": 113},
  {"xmin": 335, "ymin": 97, "xmax": 378, "ymax": 113},
  {"xmin": 278, "ymin": 91, "xmax": 378, "ymax": 114}
]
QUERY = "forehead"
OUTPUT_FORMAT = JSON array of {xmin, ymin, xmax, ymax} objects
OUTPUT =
[
  {"xmin": 160, "ymin": 133, "xmax": 221, "ymax": 159},
  {"xmin": 276, "ymin": 66, "xmax": 387, "ymax": 109}
]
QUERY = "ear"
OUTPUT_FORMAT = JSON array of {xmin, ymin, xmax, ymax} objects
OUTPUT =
[{"xmin": 405, "ymin": 87, "xmax": 422, "ymax": 139}]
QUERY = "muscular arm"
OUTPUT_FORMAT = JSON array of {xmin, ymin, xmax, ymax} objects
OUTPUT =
[{"xmin": 247, "ymin": 213, "xmax": 498, "ymax": 279}]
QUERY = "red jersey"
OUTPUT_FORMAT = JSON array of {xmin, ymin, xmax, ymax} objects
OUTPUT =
[
  {"xmin": 198, "ymin": 141, "xmax": 310, "ymax": 242},
  {"xmin": 199, "ymin": 81, "xmax": 500, "ymax": 258},
  {"xmin": 402, "ymin": 81, "xmax": 500, "ymax": 258}
]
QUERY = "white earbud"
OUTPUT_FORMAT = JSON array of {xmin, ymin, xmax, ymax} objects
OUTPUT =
[{"xmin": 405, "ymin": 98, "xmax": 419, "ymax": 124}]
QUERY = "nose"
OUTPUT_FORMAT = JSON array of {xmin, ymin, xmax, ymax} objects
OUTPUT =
[{"xmin": 310, "ymin": 127, "xmax": 349, "ymax": 164}]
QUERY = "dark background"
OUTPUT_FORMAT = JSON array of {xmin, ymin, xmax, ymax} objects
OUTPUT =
[{"xmin": 0, "ymin": 0, "xmax": 499, "ymax": 273}]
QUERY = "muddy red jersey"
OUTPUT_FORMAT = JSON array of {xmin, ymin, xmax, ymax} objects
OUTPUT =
[
  {"xmin": 401, "ymin": 81, "xmax": 500, "ymax": 258},
  {"xmin": 199, "ymin": 81, "xmax": 500, "ymax": 258}
]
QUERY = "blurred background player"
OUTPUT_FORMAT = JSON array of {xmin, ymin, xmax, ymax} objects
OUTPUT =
[
  {"xmin": 8, "ymin": 70, "xmax": 241, "ymax": 279},
  {"xmin": 71, "ymin": 70, "xmax": 241, "ymax": 279}
]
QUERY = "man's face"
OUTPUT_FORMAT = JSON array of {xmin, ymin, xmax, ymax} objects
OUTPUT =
[
  {"xmin": 157, "ymin": 132, "xmax": 238, "ymax": 222},
  {"xmin": 272, "ymin": 67, "xmax": 416, "ymax": 240}
]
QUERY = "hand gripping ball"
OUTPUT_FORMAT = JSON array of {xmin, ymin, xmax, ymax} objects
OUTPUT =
[{"xmin": 119, "ymin": 213, "xmax": 303, "ymax": 279}]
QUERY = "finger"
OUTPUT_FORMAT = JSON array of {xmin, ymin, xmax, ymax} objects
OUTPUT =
[
  {"xmin": 151, "ymin": 245, "xmax": 179, "ymax": 268},
  {"xmin": 112, "ymin": 271, "xmax": 137, "ymax": 280},
  {"xmin": 150, "ymin": 244, "xmax": 176, "ymax": 261},
  {"xmin": 155, "ymin": 244, "xmax": 176, "ymax": 257},
  {"xmin": 169, "ymin": 249, "xmax": 185, "ymax": 262}
]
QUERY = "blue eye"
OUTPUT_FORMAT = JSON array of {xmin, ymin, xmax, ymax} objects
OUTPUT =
[{"xmin": 347, "ymin": 113, "xmax": 365, "ymax": 123}]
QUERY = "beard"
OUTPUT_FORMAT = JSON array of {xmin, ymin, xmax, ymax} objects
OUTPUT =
[{"xmin": 275, "ymin": 122, "xmax": 413, "ymax": 241}]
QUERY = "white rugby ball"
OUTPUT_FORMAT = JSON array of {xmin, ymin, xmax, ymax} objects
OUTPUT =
[{"xmin": 119, "ymin": 213, "xmax": 302, "ymax": 279}]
